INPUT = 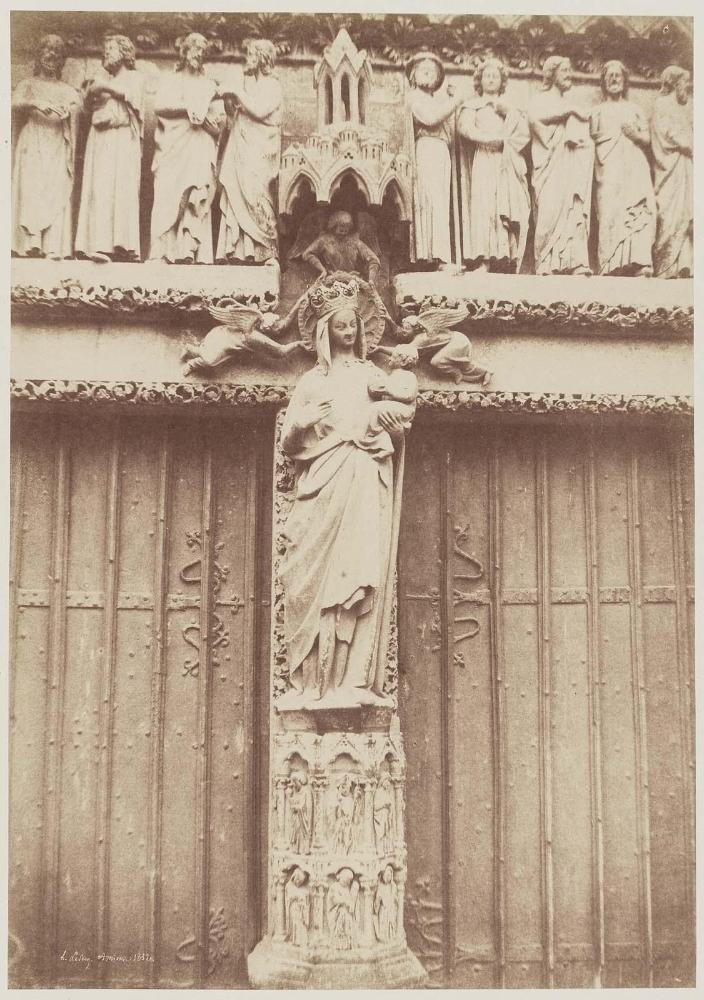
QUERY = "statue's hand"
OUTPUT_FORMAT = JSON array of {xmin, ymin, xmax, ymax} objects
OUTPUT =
[
  {"xmin": 376, "ymin": 404, "xmax": 409, "ymax": 434},
  {"xmin": 295, "ymin": 398, "xmax": 332, "ymax": 431}
]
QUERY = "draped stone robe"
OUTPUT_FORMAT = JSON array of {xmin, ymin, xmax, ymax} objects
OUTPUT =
[
  {"xmin": 528, "ymin": 90, "xmax": 594, "ymax": 274},
  {"xmin": 12, "ymin": 76, "xmax": 81, "ymax": 258},
  {"xmin": 407, "ymin": 87, "xmax": 455, "ymax": 264},
  {"xmin": 651, "ymin": 93, "xmax": 693, "ymax": 278},
  {"xmin": 590, "ymin": 99, "xmax": 655, "ymax": 275},
  {"xmin": 217, "ymin": 69, "xmax": 282, "ymax": 263},
  {"xmin": 458, "ymin": 97, "xmax": 530, "ymax": 271},
  {"xmin": 149, "ymin": 71, "xmax": 224, "ymax": 263},
  {"xmin": 75, "ymin": 65, "xmax": 145, "ymax": 260}
]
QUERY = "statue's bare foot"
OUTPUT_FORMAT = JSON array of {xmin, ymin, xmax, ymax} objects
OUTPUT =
[{"xmin": 482, "ymin": 370, "xmax": 493, "ymax": 388}]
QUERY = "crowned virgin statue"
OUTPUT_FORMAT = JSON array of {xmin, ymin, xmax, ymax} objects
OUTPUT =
[{"xmin": 278, "ymin": 275, "xmax": 418, "ymax": 710}]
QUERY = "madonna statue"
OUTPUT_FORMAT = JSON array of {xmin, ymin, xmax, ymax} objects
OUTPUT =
[{"xmin": 278, "ymin": 275, "xmax": 417, "ymax": 710}]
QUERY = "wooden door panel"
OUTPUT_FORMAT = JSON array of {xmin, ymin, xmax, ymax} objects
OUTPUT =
[
  {"xmin": 399, "ymin": 417, "xmax": 695, "ymax": 990},
  {"xmin": 9, "ymin": 411, "xmax": 272, "ymax": 989}
]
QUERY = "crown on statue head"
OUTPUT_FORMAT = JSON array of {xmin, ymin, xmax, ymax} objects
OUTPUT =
[{"xmin": 308, "ymin": 276, "xmax": 360, "ymax": 318}]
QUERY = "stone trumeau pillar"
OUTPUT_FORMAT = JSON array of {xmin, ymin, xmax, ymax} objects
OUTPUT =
[{"xmin": 247, "ymin": 276, "xmax": 426, "ymax": 988}]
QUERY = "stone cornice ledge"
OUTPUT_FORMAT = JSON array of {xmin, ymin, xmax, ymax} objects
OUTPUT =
[
  {"xmin": 10, "ymin": 380, "xmax": 692, "ymax": 417},
  {"xmin": 393, "ymin": 272, "xmax": 693, "ymax": 339},
  {"xmin": 10, "ymin": 259, "xmax": 280, "ymax": 317}
]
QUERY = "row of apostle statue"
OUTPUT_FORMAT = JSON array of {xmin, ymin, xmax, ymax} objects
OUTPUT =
[
  {"xmin": 11, "ymin": 31, "xmax": 281, "ymax": 266},
  {"xmin": 12, "ymin": 32, "xmax": 693, "ymax": 279},
  {"xmin": 407, "ymin": 52, "xmax": 692, "ymax": 278}
]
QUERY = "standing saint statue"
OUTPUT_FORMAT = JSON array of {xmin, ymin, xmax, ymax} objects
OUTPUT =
[
  {"xmin": 284, "ymin": 868, "xmax": 310, "ymax": 947},
  {"xmin": 149, "ymin": 32, "xmax": 225, "ymax": 263},
  {"xmin": 373, "ymin": 774, "xmax": 395, "ymax": 855},
  {"xmin": 528, "ymin": 56, "xmax": 594, "ymax": 275},
  {"xmin": 287, "ymin": 771, "xmax": 313, "ymax": 854},
  {"xmin": 278, "ymin": 276, "xmax": 417, "ymax": 710},
  {"xmin": 651, "ymin": 66, "xmax": 693, "ymax": 279},
  {"xmin": 590, "ymin": 60, "xmax": 655, "ymax": 277},
  {"xmin": 75, "ymin": 34, "xmax": 145, "ymax": 262},
  {"xmin": 373, "ymin": 866, "xmax": 399, "ymax": 943},
  {"xmin": 216, "ymin": 39, "xmax": 282, "ymax": 264},
  {"xmin": 326, "ymin": 869, "xmax": 360, "ymax": 950},
  {"xmin": 457, "ymin": 58, "xmax": 530, "ymax": 273},
  {"xmin": 11, "ymin": 34, "xmax": 81, "ymax": 258},
  {"xmin": 405, "ymin": 52, "xmax": 463, "ymax": 268}
]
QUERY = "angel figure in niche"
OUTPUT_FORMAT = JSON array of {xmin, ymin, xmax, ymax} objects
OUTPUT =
[
  {"xmin": 289, "ymin": 209, "xmax": 381, "ymax": 285},
  {"xmin": 181, "ymin": 302, "xmax": 302, "ymax": 375},
  {"xmin": 384, "ymin": 304, "xmax": 492, "ymax": 386}
]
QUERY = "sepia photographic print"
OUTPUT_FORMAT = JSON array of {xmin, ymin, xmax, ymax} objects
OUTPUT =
[{"xmin": 7, "ymin": 2, "xmax": 695, "ymax": 991}]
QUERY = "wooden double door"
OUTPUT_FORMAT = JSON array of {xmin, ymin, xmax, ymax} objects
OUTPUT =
[
  {"xmin": 9, "ymin": 406, "xmax": 695, "ymax": 990},
  {"xmin": 9, "ymin": 409, "xmax": 273, "ymax": 988},
  {"xmin": 398, "ymin": 415, "xmax": 695, "ymax": 988}
]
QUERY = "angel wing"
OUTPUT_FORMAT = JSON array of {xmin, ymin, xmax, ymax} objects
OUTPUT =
[
  {"xmin": 207, "ymin": 302, "xmax": 262, "ymax": 332},
  {"xmin": 287, "ymin": 207, "xmax": 330, "ymax": 261},
  {"xmin": 416, "ymin": 304, "xmax": 469, "ymax": 336}
]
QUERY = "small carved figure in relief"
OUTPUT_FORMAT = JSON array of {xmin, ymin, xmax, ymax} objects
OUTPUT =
[
  {"xmin": 372, "ymin": 773, "xmax": 396, "ymax": 855},
  {"xmin": 216, "ymin": 39, "xmax": 282, "ymax": 264},
  {"xmin": 528, "ymin": 57, "xmax": 594, "ymax": 275},
  {"xmin": 149, "ymin": 32, "xmax": 225, "ymax": 263},
  {"xmin": 330, "ymin": 775, "xmax": 362, "ymax": 855},
  {"xmin": 326, "ymin": 868, "xmax": 360, "ymax": 950},
  {"xmin": 590, "ymin": 61, "xmax": 655, "ymax": 277},
  {"xmin": 290, "ymin": 211, "xmax": 381, "ymax": 285},
  {"xmin": 651, "ymin": 66, "xmax": 693, "ymax": 279},
  {"xmin": 457, "ymin": 58, "xmax": 530, "ymax": 273},
  {"xmin": 278, "ymin": 276, "xmax": 417, "ymax": 710},
  {"xmin": 181, "ymin": 303, "xmax": 301, "ymax": 376},
  {"xmin": 287, "ymin": 771, "xmax": 314, "ymax": 855},
  {"xmin": 11, "ymin": 34, "xmax": 81, "ymax": 259},
  {"xmin": 406, "ymin": 52, "xmax": 463, "ymax": 268},
  {"xmin": 373, "ymin": 865, "xmax": 399, "ymax": 943},
  {"xmin": 285, "ymin": 867, "xmax": 310, "ymax": 946},
  {"xmin": 75, "ymin": 35, "xmax": 145, "ymax": 263},
  {"xmin": 386, "ymin": 305, "xmax": 492, "ymax": 387}
]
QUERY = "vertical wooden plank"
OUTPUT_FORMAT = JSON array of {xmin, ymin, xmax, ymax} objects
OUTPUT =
[
  {"xmin": 670, "ymin": 442, "xmax": 695, "ymax": 986},
  {"xmin": 243, "ymin": 426, "xmax": 264, "ymax": 958},
  {"xmin": 147, "ymin": 427, "xmax": 171, "ymax": 984},
  {"xmin": 9, "ymin": 418, "xmax": 54, "ymax": 985},
  {"xmin": 398, "ymin": 429, "xmax": 445, "ymax": 984},
  {"xmin": 447, "ymin": 432, "xmax": 497, "ymax": 988},
  {"xmin": 489, "ymin": 438, "xmax": 507, "ymax": 989},
  {"xmin": 94, "ymin": 425, "xmax": 122, "ymax": 982},
  {"xmin": 535, "ymin": 436, "xmax": 555, "ymax": 988},
  {"xmin": 584, "ymin": 437, "xmax": 606, "ymax": 986},
  {"xmin": 57, "ymin": 420, "xmax": 111, "ymax": 984},
  {"xmin": 194, "ymin": 439, "xmax": 214, "ymax": 987},
  {"xmin": 206, "ymin": 419, "xmax": 256, "ymax": 987},
  {"xmin": 159, "ymin": 424, "xmax": 202, "ymax": 987},
  {"xmin": 500, "ymin": 427, "xmax": 542, "ymax": 988},
  {"xmin": 638, "ymin": 435, "xmax": 692, "ymax": 985},
  {"xmin": 547, "ymin": 428, "xmax": 594, "ymax": 988},
  {"xmin": 595, "ymin": 439, "xmax": 642, "ymax": 986},
  {"xmin": 107, "ymin": 421, "xmax": 161, "ymax": 984},
  {"xmin": 625, "ymin": 448, "xmax": 654, "ymax": 987},
  {"xmin": 40, "ymin": 422, "xmax": 70, "ymax": 984},
  {"xmin": 439, "ymin": 443, "xmax": 456, "ymax": 985}
]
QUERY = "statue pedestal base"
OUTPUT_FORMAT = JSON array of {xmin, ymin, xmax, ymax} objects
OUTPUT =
[
  {"xmin": 248, "ymin": 937, "xmax": 426, "ymax": 990},
  {"xmin": 248, "ymin": 716, "xmax": 427, "ymax": 990}
]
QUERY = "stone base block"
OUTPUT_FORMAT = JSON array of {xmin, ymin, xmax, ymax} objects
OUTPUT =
[{"xmin": 248, "ymin": 937, "xmax": 427, "ymax": 989}]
